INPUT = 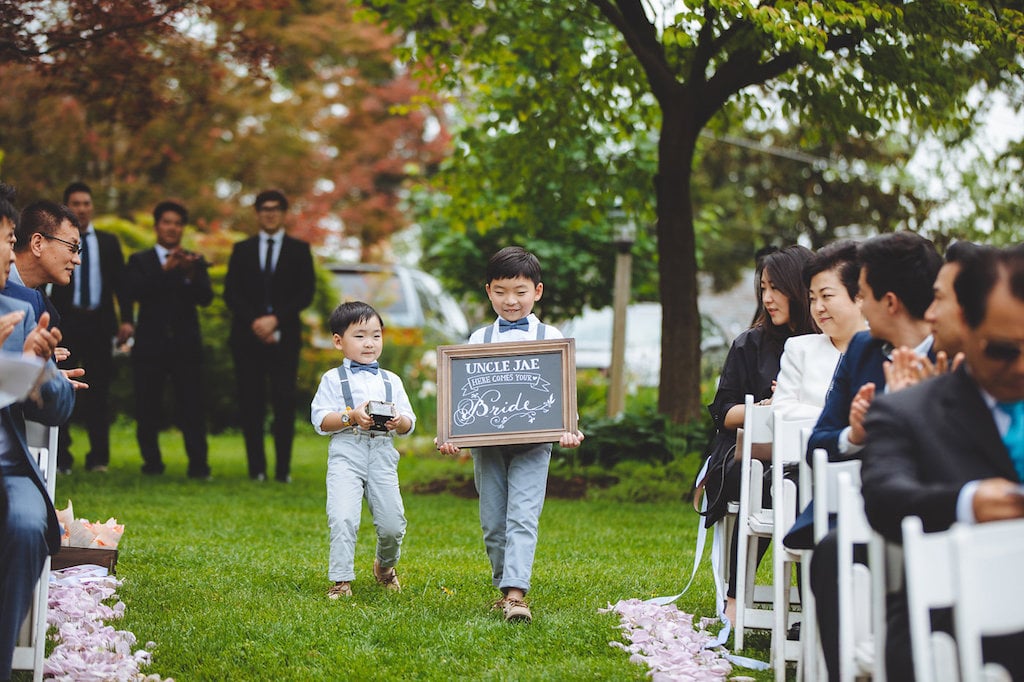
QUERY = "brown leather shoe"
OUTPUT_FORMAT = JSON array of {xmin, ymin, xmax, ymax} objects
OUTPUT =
[
  {"xmin": 502, "ymin": 597, "xmax": 532, "ymax": 623},
  {"xmin": 327, "ymin": 581, "xmax": 352, "ymax": 599},
  {"xmin": 373, "ymin": 559, "xmax": 401, "ymax": 591}
]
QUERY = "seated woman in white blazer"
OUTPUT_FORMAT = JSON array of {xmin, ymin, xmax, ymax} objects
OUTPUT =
[{"xmin": 772, "ymin": 240, "xmax": 867, "ymax": 421}]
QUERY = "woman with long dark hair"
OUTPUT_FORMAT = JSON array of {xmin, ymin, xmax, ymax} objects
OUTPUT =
[{"xmin": 698, "ymin": 244, "xmax": 816, "ymax": 626}]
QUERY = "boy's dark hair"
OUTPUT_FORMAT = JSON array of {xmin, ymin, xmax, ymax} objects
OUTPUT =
[
  {"xmin": 62, "ymin": 181, "xmax": 92, "ymax": 204},
  {"xmin": 16, "ymin": 201, "xmax": 79, "ymax": 253},
  {"xmin": 153, "ymin": 200, "xmax": 188, "ymax": 226},
  {"xmin": 329, "ymin": 301, "xmax": 384, "ymax": 335},
  {"xmin": 803, "ymin": 239, "xmax": 860, "ymax": 300},
  {"xmin": 0, "ymin": 183, "xmax": 18, "ymax": 229},
  {"xmin": 757, "ymin": 244, "xmax": 816, "ymax": 339},
  {"xmin": 485, "ymin": 246, "xmax": 542, "ymax": 285},
  {"xmin": 254, "ymin": 189, "xmax": 289, "ymax": 212},
  {"xmin": 857, "ymin": 231, "xmax": 942, "ymax": 320}
]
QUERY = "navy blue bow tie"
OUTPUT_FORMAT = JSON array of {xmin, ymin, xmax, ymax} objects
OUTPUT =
[
  {"xmin": 349, "ymin": 361, "xmax": 379, "ymax": 375},
  {"xmin": 498, "ymin": 318, "xmax": 529, "ymax": 333}
]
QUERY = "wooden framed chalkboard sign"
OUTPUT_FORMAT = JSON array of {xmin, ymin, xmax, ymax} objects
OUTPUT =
[{"xmin": 436, "ymin": 338, "xmax": 577, "ymax": 448}]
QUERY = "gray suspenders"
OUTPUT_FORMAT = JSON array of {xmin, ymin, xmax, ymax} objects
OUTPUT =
[
  {"xmin": 335, "ymin": 367, "xmax": 393, "ymax": 410},
  {"xmin": 481, "ymin": 322, "xmax": 548, "ymax": 343}
]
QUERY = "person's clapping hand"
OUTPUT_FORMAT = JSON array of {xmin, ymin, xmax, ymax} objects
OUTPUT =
[
  {"xmin": 848, "ymin": 382, "xmax": 875, "ymax": 446},
  {"xmin": 61, "ymin": 367, "xmax": 88, "ymax": 391},
  {"xmin": 884, "ymin": 347, "xmax": 966, "ymax": 392},
  {"xmin": 23, "ymin": 312, "xmax": 60, "ymax": 360}
]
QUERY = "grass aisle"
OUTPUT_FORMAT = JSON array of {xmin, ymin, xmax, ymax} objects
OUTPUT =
[{"xmin": 46, "ymin": 423, "xmax": 773, "ymax": 681}]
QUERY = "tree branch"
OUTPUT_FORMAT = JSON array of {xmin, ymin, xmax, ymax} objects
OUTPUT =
[
  {"xmin": 699, "ymin": 48, "xmax": 802, "ymax": 125},
  {"xmin": 1, "ymin": 1, "xmax": 191, "ymax": 63},
  {"xmin": 589, "ymin": 0, "xmax": 678, "ymax": 102},
  {"xmin": 689, "ymin": 1, "xmax": 718, "ymax": 87}
]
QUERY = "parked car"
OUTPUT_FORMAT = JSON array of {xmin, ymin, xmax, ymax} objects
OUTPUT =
[
  {"xmin": 561, "ymin": 302, "xmax": 731, "ymax": 387},
  {"xmin": 316, "ymin": 262, "xmax": 469, "ymax": 347}
]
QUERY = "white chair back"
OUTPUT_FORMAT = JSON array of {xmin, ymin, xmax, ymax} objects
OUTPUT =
[
  {"xmin": 836, "ymin": 472, "xmax": 871, "ymax": 682},
  {"xmin": 770, "ymin": 412, "xmax": 817, "ymax": 680},
  {"xmin": 812, "ymin": 449, "xmax": 861, "ymax": 544},
  {"xmin": 798, "ymin": 427, "xmax": 825, "ymax": 682},
  {"xmin": 733, "ymin": 394, "xmax": 776, "ymax": 651},
  {"xmin": 950, "ymin": 518, "xmax": 1024, "ymax": 682},
  {"xmin": 12, "ymin": 422, "xmax": 59, "ymax": 682},
  {"xmin": 901, "ymin": 516, "xmax": 959, "ymax": 682}
]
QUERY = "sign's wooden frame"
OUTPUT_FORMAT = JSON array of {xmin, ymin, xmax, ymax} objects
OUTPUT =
[{"xmin": 436, "ymin": 338, "xmax": 577, "ymax": 448}]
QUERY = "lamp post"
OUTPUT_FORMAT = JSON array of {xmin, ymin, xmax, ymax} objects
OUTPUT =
[{"xmin": 607, "ymin": 211, "xmax": 636, "ymax": 418}]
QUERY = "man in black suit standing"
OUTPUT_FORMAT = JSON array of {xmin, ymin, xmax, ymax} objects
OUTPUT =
[
  {"xmin": 862, "ymin": 245, "xmax": 1024, "ymax": 681},
  {"xmin": 224, "ymin": 189, "xmax": 315, "ymax": 483},
  {"xmin": 51, "ymin": 182, "xmax": 133, "ymax": 473},
  {"xmin": 123, "ymin": 200, "xmax": 213, "ymax": 478}
]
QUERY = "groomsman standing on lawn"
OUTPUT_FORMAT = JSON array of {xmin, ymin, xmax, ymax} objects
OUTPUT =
[
  {"xmin": 223, "ymin": 189, "xmax": 315, "ymax": 483},
  {"xmin": 123, "ymin": 200, "xmax": 214, "ymax": 479},
  {"xmin": 51, "ymin": 182, "xmax": 133, "ymax": 473}
]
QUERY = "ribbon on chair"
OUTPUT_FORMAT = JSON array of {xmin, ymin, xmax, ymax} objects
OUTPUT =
[{"xmin": 642, "ymin": 457, "xmax": 771, "ymax": 671}]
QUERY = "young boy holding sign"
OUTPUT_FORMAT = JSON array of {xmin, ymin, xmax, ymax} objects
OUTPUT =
[
  {"xmin": 312, "ymin": 301, "xmax": 416, "ymax": 599},
  {"xmin": 438, "ymin": 246, "xmax": 583, "ymax": 623}
]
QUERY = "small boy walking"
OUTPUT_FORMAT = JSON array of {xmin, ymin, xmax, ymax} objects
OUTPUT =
[
  {"xmin": 439, "ymin": 246, "xmax": 583, "ymax": 623},
  {"xmin": 311, "ymin": 301, "xmax": 416, "ymax": 599}
]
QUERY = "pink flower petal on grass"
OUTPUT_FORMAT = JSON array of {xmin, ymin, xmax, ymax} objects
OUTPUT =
[
  {"xmin": 43, "ymin": 567, "xmax": 172, "ymax": 681},
  {"xmin": 601, "ymin": 600, "xmax": 732, "ymax": 681}
]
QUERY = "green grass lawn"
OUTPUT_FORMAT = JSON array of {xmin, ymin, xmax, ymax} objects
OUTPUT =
[{"xmin": 38, "ymin": 422, "xmax": 780, "ymax": 681}]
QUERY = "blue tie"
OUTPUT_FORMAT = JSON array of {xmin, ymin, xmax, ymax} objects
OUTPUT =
[
  {"xmin": 997, "ymin": 400, "xmax": 1024, "ymax": 481},
  {"xmin": 498, "ymin": 318, "xmax": 529, "ymax": 333},
  {"xmin": 350, "ymin": 361, "xmax": 379, "ymax": 375}
]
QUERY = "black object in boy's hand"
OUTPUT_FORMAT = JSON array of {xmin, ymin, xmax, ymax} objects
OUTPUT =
[{"xmin": 367, "ymin": 400, "xmax": 397, "ymax": 431}]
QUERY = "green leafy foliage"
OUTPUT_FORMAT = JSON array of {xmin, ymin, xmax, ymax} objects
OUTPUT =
[{"xmin": 360, "ymin": 0, "xmax": 1024, "ymax": 424}]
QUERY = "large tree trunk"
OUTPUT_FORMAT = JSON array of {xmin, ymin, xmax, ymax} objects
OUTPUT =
[{"xmin": 656, "ymin": 98, "xmax": 703, "ymax": 423}]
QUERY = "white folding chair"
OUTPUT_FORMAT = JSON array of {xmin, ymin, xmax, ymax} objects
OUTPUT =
[
  {"xmin": 950, "ymin": 518, "xmax": 1024, "ymax": 682},
  {"xmin": 734, "ymin": 394, "xmax": 776, "ymax": 650},
  {"xmin": 11, "ymin": 422, "xmax": 59, "ymax": 682},
  {"xmin": 901, "ymin": 516, "xmax": 960, "ymax": 682},
  {"xmin": 770, "ymin": 412, "xmax": 817, "ymax": 680},
  {"xmin": 797, "ymin": 429, "xmax": 824, "ymax": 681},
  {"xmin": 811, "ymin": 449, "xmax": 864, "ymax": 681},
  {"xmin": 835, "ymin": 473, "xmax": 876, "ymax": 679}
]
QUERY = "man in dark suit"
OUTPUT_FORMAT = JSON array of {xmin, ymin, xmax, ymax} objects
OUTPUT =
[
  {"xmin": 862, "ymin": 245, "xmax": 1024, "ymax": 681},
  {"xmin": 51, "ymin": 182, "xmax": 132, "ymax": 473},
  {"xmin": 223, "ymin": 189, "xmax": 315, "ymax": 483},
  {"xmin": 795, "ymin": 231, "xmax": 941, "ymax": 681},
  {"xmin": 123, "ymin": 201, "xmax": 213, "ymax": 479},
  {"xmin": 0, "ymin": 211, "xmax": 75, "ymax": 679}
]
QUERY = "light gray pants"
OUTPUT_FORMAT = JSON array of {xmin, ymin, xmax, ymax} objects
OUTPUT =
[
  {"xmin": 473, "ymin": 442, "xmax": 551, "ymax": 594},
  {"xmin": 326, "ymin": 432, "xmax": 406, "ymax": 582}
]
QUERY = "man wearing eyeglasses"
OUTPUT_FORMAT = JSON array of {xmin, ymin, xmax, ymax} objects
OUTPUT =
[
  {"xmin": 223, "ymin": 189, "xmax": 315, "ymax": 483},
  {"xmin": 10, "ymin": 200, "xmax": 83, "ymax": 319},
  {"xmin": 50, "ymin": 182, "xmax": 133, "ymax": 474},
  {"xmin": 862, "ymin": 245, "xmax": 1024, "ymax": 681}
]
